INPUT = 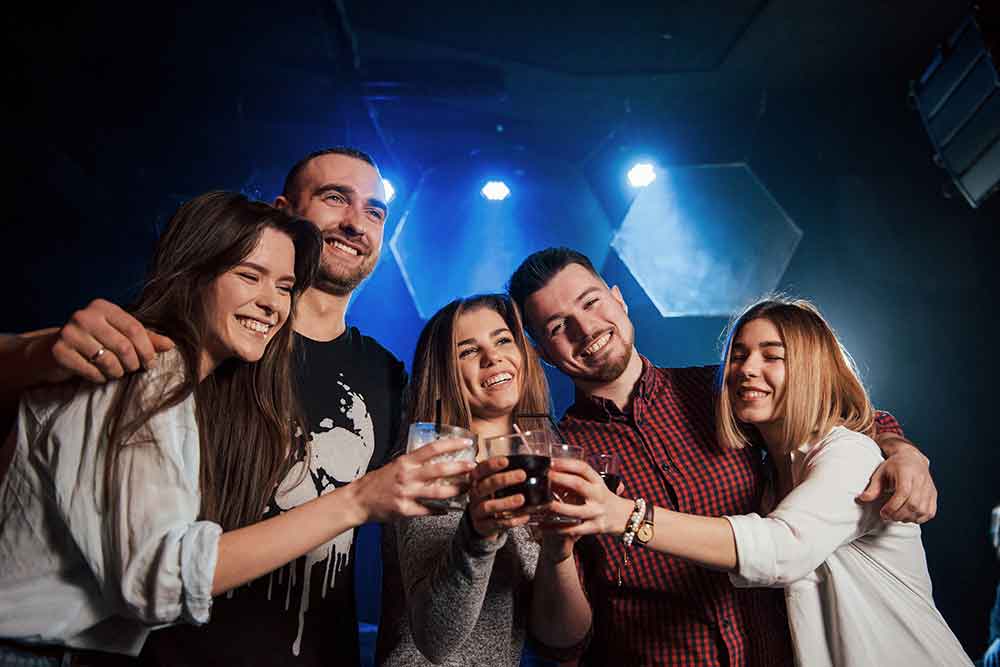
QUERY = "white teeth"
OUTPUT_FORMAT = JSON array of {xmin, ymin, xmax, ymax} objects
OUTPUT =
[
  {"xmin": 237, "ymin": 317, "xmax": 272, "ymax": 334},
  {"xmin": 739, "ymin": 390, "xmax": 768, "ymax": 399},
  {"xmin": 482, "ymin": 372, "xmax": 513, "ymax": 388},
  {"xmin": 583, "ymin": 332, "xmax": 611, "ymax": 357},
  {"xmin": 329, "ymin": 240, "xmax": 359, "ymax": 256}
]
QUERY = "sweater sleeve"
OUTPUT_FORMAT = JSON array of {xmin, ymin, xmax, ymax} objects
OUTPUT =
[
  {"xmin": 725, "ymin": 428, "xmax": 885, "ymax": 588},
  {"xmin": 395, "ymin": 510, "xmax": 506, "ymax": 663}
]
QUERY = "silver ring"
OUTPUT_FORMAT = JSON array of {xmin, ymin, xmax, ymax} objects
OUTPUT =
[{"xmin": 89, "ymin": 347, "xmax": 107, "ymax": 363}]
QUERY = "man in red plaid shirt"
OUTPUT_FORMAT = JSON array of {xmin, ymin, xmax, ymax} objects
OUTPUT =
[{"xmin": 508, "ymin": 247, "xmax": 938, "ymax": 667}]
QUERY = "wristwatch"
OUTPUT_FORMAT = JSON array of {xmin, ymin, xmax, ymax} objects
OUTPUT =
[{"xmin": 635, "ymin": 502, "xmax": 655, "ymax": 545}]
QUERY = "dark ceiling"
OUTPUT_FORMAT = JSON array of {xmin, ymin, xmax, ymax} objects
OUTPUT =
[{"xmin": 2, "ymin": 0, "xmax": 978, "ymax": 329}]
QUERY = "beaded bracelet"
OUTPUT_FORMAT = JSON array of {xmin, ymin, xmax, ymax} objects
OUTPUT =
[{"xmin": 622, "ymin": 498, "xmax": 646, "ymax": 547}]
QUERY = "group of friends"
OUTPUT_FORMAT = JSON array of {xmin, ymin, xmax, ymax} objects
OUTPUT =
[{"xmin": 0, "ymin": 147, "xmax": 973, "ymax": 666}]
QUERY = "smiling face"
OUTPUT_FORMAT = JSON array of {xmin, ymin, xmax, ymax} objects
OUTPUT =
[
  {"xmin": 726, "ymin": 317, "xmax": 787, "ymax": 442},
  {"xmin": 200, "ymin": 227, "xmax": 296, "ymax": 378},
  {"xmin": 280, "ymin": 153, "xmax": 387, "ymax": 296},
  {"xmin": 454, "ymin": 306, "xmax": 524, "ymax": 422},
  {"xmin": 523, "ymin": 263, "xmax": 635, "ymax": 384}
]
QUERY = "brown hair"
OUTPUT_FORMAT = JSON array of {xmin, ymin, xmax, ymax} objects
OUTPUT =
[
  {"xmin": 103, "ymin": 191, "xmax": 322, "ymax": 531},
  {"xmin": 716, "ymin": 297, "xmax": 874, "ymax": 454},
  {"xmin": 406, "ymin": 294, "xmax": 551, "ymax": 434}
]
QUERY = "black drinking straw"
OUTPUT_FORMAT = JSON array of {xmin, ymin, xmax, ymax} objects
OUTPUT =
[{"xmin": 434, "ymin": 397, "xmax": 442, "ymax": 431}]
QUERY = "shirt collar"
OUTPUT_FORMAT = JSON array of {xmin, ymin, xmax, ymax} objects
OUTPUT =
[{"xmin": 566, "ymin": 354, "xmax": 660, "ymax": 422}]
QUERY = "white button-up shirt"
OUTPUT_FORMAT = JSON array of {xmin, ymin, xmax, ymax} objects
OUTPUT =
[
  {"xmin": 0, "ymin": 350, "xmax": 220, "ymax": 656},
  {"xmin": 725, "ymin": 426, "xmax": 971, "ymax": 667}
]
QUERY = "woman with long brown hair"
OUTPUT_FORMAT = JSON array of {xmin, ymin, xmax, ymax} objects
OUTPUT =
[
  {"xmin": 546, "ymin": 297, "xmax": 971, "ymax": 666},
  {"xmin": 0, "ymin": 191, "xmax": 471, "ymax": 664},
  {"xmin": 376, "ymin": 293, "xmax": 591, "ymax": 666}
]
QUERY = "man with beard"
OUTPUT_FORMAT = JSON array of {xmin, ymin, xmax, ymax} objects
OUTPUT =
[
  {"xmin": 508, "ymin": 247, "xmax": 939, "ymax": 667},
  {"xmin": 0, "ymin": 147, "xmax": 438, "ymax": 665}
]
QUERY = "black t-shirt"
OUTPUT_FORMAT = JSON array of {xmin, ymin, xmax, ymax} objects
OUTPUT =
[{"xmin": 139, "ymin": 327, "xmax": 406, "ymax": 666}]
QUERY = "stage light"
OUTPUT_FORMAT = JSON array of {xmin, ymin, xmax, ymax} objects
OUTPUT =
[
  {"xmin": 481, "ymin": 180, "xmax": 511, "ymax": 201},
  {"xmin": 383, "ymin": 178, "xmax": 396, "ymax": 203},
  {"xmin": 627, "ymin": 163, "xmax": 657, "ymax": 188}
]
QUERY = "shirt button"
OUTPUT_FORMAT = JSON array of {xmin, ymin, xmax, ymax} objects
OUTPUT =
[
  {"xmin": 720, "ymin": 618, "xmax": 731, "ymax": 629},
  {"xmin": 660, "ymin": 462, "xmax": 672, "ymax": 473}
]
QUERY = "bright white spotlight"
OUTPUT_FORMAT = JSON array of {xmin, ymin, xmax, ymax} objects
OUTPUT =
[
  {"xmin": 481, "ymin": 180, "xmax": 511, "ymax": 201},
  {"xmin": 383, "ymin": 178, "xmax": 396, "ymax": 203},
  {"xmin": 627, "ymin": 163, "xmax": 657, "ymax": 188}
]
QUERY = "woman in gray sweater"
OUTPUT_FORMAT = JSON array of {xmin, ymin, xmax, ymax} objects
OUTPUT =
[{"xmin": 375, "ymin": 294, "xmax": 592, "ymax": 666}]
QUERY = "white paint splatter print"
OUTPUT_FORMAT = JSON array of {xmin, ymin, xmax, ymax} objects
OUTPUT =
[{"xmin": 268, "ymin": 377, "xmax": 376, "ymax": 656}]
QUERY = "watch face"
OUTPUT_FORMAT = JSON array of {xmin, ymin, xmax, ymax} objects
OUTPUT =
[{"xmin": 637, "ymin": 523, "xmax": 654, "ymax": 543}]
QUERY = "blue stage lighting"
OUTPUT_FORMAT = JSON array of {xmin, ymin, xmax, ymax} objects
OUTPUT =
[
  {"xmin": 481, "ymin": 180, "xmax": 511, "ymax": 201},
  {"xmin": 383, "ymin": 178, "xmax": 396, "ymax": 203},
  {"xmin": 627, "ymin": 163, "xmax": 657, "ymax": 188}
]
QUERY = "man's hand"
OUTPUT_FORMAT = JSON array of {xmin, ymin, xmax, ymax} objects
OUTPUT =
[
  {"xmin": 348, "ymin": 438, "xmax": 476, "ymax": 524},
  {"xmin": 856, "ymin": 440, "xmax": 937, "ymax": 523},
  {"xmin": 51, "ymin": 299, "xmax": 174, "ymax": 383}
]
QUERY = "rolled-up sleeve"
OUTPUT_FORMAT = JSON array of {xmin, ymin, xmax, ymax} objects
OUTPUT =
[
  {"xmin": 45, "ymin": 353, "xmax": 222, "ymax": 628},
  {"xmin": 724, "ymin": 428, "xmax": 884, "ymax": 588},
  {"xmin": 106, "ymin": 398, "xmax": 221, "ymax": 625}
]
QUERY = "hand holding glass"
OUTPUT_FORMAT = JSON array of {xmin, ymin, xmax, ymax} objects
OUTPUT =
[
  {"xmin": 587, "ymin": 452, "xmax": 624, "ymax": 494},
  {"xmin": 483, "ymin": 431, "xmax": 552, "ymax": 514},
  {"xmin": 405, "ymin": 422, "xmax": 478, "ymax": 511}
]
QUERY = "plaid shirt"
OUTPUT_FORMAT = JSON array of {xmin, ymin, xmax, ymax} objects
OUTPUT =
[{"xmin": 562, "ymin": 358, "xmax": 902, "ymax": 667}]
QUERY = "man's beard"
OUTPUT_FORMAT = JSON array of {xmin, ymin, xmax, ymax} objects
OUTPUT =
[
  {"xmin": 567, "ymin": 339, "xmax": 634, "ymax": 385},
  {"xmin": 313, "ymin": 256, "xmax": 376, "ymax": 296}
]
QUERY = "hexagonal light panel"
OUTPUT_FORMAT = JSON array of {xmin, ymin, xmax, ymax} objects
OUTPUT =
[
  {"xmin": 391, "ymin": 152, "xmax": 614, "ymax": 319},
  {"xmin": 612, "ymin": 163, "xmax": 802, "ymax": 317}
]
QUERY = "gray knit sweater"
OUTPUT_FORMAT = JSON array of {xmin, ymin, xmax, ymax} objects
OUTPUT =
[{"xmin": 375, "ymin": 510, "xmax": 540, "ymax": 666}]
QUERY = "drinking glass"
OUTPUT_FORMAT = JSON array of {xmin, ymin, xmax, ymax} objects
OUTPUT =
[
  {"xmin": 405, "ymin": 422, "xmax": 478, "ymax": 511},
  {"xmin": 587, "ymin": 452, "xmax": 624, "ymax": 494},
  {"xmin": 483, "ymin": 431, "xmax": 553, "ymax": 515},
  {"xmin": 544, "ymin": 442, "xmax": 586, "ymax": 525}
]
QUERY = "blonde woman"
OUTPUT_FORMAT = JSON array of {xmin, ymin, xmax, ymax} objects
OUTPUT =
[{"xmin": 547, "ymin": 297, "xmax": 970, "ymax": 667}]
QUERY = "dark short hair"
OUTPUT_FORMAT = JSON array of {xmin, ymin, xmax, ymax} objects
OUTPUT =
[
  {"xmin": 507, "ymin": 247, "xmax": 601, "ymax": 335},
  {"xmin": 281, "ymin": 147, "xmax": 378, "ymax": 202}
]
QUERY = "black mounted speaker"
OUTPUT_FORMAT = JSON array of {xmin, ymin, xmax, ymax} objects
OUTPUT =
[{"xmin": 911, "ymin": 5, "xmax": 1000, "ymax": 208}]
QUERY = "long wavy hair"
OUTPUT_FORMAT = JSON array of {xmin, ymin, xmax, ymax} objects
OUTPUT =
[
  {"xmin": 716, "ymin": 297, "xmax": 874, "ymax": 455},
  {"xmin": 406, "ymin": 294, "xmax": 551, "ymax": 437},
  {"xmin": 103, "ymin": 191, "xmax": 322, "ymax": 531}
]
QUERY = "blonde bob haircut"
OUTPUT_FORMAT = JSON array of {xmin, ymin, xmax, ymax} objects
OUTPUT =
[
  {"xmin": 406, "ymin": 294, "xmax": 552, "ymax": 439},
  {"xmin": 716, "ymin": 297, "xmax": 874, "ymax": 454}
]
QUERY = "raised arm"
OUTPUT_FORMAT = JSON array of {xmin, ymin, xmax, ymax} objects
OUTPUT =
[
  {"xmin": 0, "ymin": 300, "xmax": 174, "ymax": 436},
  {"xmin": 528, "ymin": 534, "xmax": 592, "ymax": 656},
  {"xmin": 546, "ymin": 430, "xmax": 886, "ymax": 583},
  {"xmin": 213, "ymin": 439, "xmax": 474, "ymax": 595},
  {"xmin": 724, "ymin": 430, "xmax": 886, "ymax": 586},
  {"xmin": 858, "ymin": 411, "xmax": 937, "ymax": 524},
  {"xmin": 33, "ymin": 379, "xmax": 474, "ymax": 626},
  {"xmin": 393, "ymin": 457, "xmax": 531, "ymax": 662},
  {"xmin": 545, "ymin": 459, "xmax": 739, "ymax": 570}
]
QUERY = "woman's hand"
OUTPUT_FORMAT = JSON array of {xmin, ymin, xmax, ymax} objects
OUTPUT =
[
  {"xmin": 544, "ymin": 458, "xmax": 634, "ymax": 538},
  {"xmin": 468, "ymin": 457, "xmax": 532, "ymax": 540}
]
